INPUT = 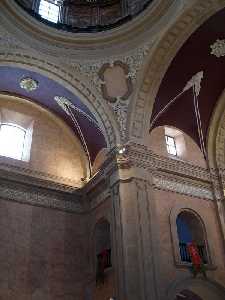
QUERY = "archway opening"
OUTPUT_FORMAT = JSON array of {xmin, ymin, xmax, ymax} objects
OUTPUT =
[{"xmin": 176, "ymin": 211, "xmax": 208, "ymax": 264}]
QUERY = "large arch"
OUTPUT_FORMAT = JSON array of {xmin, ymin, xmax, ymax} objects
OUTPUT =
[
  {"xmin": 0, "ymin": 51, "xmax": 120, "ymax": 150},
  {"xmin": 128, "ymin": 0, "xmax": 225, "ymax": 144},
  {"xmin": 167, "ymin": 277, "xmax": 225, "ymax": 300},
  {"xmin": 208, "ymin": 89, "xmax": 225, "ymax": 170}
]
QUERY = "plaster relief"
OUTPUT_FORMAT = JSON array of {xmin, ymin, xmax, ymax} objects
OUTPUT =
[{"xmin": 99, "ymin": 61, "xmax": 133, "ymax": 103}]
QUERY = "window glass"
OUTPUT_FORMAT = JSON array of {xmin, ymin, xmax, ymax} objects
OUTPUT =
[
  {"xmin": 0, "ymin": 123, "xmax": 26, "ymax": 160},
  {"xmin": 165, "ymin": 135, "xmax": 177, "ymax": 156},
  {"xmin": 39, "ymin": 0, "xmax": 59, "ymax": 23}
]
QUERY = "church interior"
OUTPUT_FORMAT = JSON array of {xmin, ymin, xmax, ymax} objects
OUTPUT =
[{"xmin": 0, "ymin": 0, "xmax": 225, "ymax": 299}]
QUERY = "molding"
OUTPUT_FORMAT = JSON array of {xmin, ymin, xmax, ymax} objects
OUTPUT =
[
  {"xmin": 126, "ymin": 143, "xmax": 211, "ymax": 183},
  {"xmin": 0, "ymin": 141, "xmax": 218, "ymax": 212},
  {"xmin": 0, "ymin": 0, "xmax": 177, "ymax": 59},
  {"xmin": 0, "ymin": 177, "xmax": 84, "ymax": 213},
  {"xmin": 0, "ymin": 159, "xmax": 81, "ymax": 191},
  {"xmin": 86, "ymin": 142, "xmax": 215, "ymax": 201},
  {"xmin": 152, "ymin": 173, "xmax": 213, "ymax": 200},
  {"xmin": 0, "ymin": 50, "xmax": 119, "ymax": 148}
]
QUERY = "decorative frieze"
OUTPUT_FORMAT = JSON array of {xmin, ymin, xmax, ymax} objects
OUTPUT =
[
  {"xmin": 126, "ymin": 142, "xmax": 211, "ymax": 182},
  {"xmin": 152, "ymin": 175, "xmax": 213, "ymax": 200},
  {"xmin": 0, "ymin": 160, "xmax": 81, "ymax": 189},
  {"xmin": 0, "ymin": 178, "xmax": 84, "ymax": 213}
]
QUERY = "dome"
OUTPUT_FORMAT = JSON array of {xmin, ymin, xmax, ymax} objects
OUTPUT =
[{"xmin": 15, "ymin": 0, "xmax": 154, "ymax": 33}]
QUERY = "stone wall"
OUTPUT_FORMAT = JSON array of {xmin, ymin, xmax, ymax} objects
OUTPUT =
[
  {"xmin": 0, "ymin": 197, "xmax": 90, "ymax": 300},
  {"xmin": 87, "ymin": 197, "xmax": 115, "ymax": 300},
  {"xmin": 0, "ymin": 95, "xmax": 87, "ymax": 187},
  {"xmin": 147, "ymin": 126, "xmax": 206, "ymax": 168},
  {"xmin": 153, "ymin": 189, "xmax": 225, "ymax": 297}
]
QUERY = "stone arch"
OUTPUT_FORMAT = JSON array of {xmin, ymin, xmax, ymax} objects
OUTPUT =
[
  {"xmin": 208, "ymin": 89, "xmax": 225, "ymax": 170},
  {"xmin": 167, "ymin": 277, "xmax": 225, "ymax": 300},
  {"xmin": 0, "ymin": 51, "xmax": 120, "ymax": 149},
  {"xmin": 129, "ymin": 0, "xmax": 225, "ymax": 144},
  {"xmin": 170, "ymin": 204, "xmax": 214, "ymax": 267},
  {"xmin": 207, "ymin": 88, "xmax": 225, "ymax": 244}
]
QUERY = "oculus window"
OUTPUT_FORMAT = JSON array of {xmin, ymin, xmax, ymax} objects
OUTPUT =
[
  {"xmin": 39, "ymin": 0, "xmax": 60, "ymax": 23},
  {"xmin": 165, "ymin": 135, "xmax": 177, "ymax": 156}
]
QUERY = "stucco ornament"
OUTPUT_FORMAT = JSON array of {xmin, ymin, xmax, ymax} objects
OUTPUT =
[
  {"xmin": 68, "ymin": 41, "xmax": 153, "ymax": 140},
  {"xmin": 99, "ymin": 61, "xmax": 133, "ymax": 103},
  {"xmin": 54, "ymin": 96, "xmax": 71, "ymax": 115},
  {"xmin": 19, "ymin": 77, "xmax": 39, "ymax": 92},
  {"xmin": 54, "ymin": 95, "xmax": 104, "ymax": 133},
  {"xmin": 210, "ymin": 39, "xmax": 225, "ymax": 57},
  {"xmin": 183, "ymin": 71, "xmax": 204, "ymax": 97}
]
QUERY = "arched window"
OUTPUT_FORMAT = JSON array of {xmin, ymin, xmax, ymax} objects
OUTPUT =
[
  {"xmin": 0, "ymin": 123, "xmax": 27, "ymax": 160},
  {"xmin": 176, "ymin": 211, "xmax": 208, "ymax": 264}
]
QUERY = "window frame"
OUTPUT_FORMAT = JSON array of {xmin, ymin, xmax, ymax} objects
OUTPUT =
[
  {"xmin": 38, "ymin": 0, "xmax": 60, "ymax": 23},
  {"xmin": 170, "ymin": 206, "xmax": 215, "ymax": 269},
  {"xmin": 165, "ymin": 134, "xmax": 177, "ymax": 156},
  {"xmin": 0, "ymin": 122, "xmax": 27, "ymax": 161}
]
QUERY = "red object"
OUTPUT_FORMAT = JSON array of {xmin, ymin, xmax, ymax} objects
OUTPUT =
[
  {"xmin": 187, "ymin": 243, "xmax": 202, "ymax": 266},
  {"xmin": 100, "ymin": 249, "xmax": 108, "ymax": 269}
]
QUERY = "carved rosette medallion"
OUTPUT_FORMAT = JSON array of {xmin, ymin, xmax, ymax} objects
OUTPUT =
[
  {"xmin": 210, "ymin": 39, "xmax": 225, "ymax": 58},
  {"xmin": 20, "ymin": 77, "xmax": 39, "ymax": 92},
  {"xmin": 98, "ymin": 61, "xmax": 133, "ymax": 103}
]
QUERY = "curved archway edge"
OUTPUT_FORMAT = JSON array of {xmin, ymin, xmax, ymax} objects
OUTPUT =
[
  {"xmin": 167, "ymin": 277, "xmax": 225, "ymax": 300},
  {"xmin": 0, "ymin": 52, "xmax": 120, "ymax": 149},
  {"xmin": 129, "ymin": 0, "xmax": 225, "ymax": 144}
]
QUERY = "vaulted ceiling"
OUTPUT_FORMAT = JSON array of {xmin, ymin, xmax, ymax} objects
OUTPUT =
[
  {"xmin": 151, "ymin": 7, "xmax": 225, "ymax": 152},
  {"xmin": 0, "ymin": 66, "xmax": 106, "ymax": 163}
]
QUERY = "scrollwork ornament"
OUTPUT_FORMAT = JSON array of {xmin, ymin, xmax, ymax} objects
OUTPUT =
[{"xmin": 210, "ymin": 39, "xmax": 225, "ymax": 58}]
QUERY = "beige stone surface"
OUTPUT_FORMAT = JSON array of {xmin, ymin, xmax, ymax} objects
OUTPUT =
[
  {"xmin": 147, "ymin": 126, "xmax": 206, "ymax": 168},
  {"xmin": 0, "ymin": 95, "xmax": 87, "ymax": 186},
  {"xmin": 153, "ymin": 189, "xmax": 225, "ymax": 292}
]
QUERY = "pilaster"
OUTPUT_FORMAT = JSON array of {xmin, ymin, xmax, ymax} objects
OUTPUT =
[{"xmin": 108, "ymin": 146, "xmax": 160, "ymax": 300}]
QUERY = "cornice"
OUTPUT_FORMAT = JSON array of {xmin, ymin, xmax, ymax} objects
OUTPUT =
[
  {"xmin": 0, "ymin": 0, "xmax": 178, "ymax": 59},
  {"xmin": 0, "ymin": 141, "xmax": 218, "ymax": 212},
  {"xmin": 152, "ymin": 172, "xmax": 213, "ymax": 201},
  {"xmin": 126, "ymin": 143, "xmax": 211, "ymax": 183},
  {"xmin": 0, "ymin": 160, "xmax": 82, "ymax": 191},
  {"xmin": 0, "ymin": 176, "xmax": 84, "ymax": 213}
]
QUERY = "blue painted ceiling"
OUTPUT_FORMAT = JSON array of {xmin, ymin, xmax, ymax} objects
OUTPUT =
[{"xmin": 0, "ymin": 66, "xmax": 106, "ymax": 163}]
